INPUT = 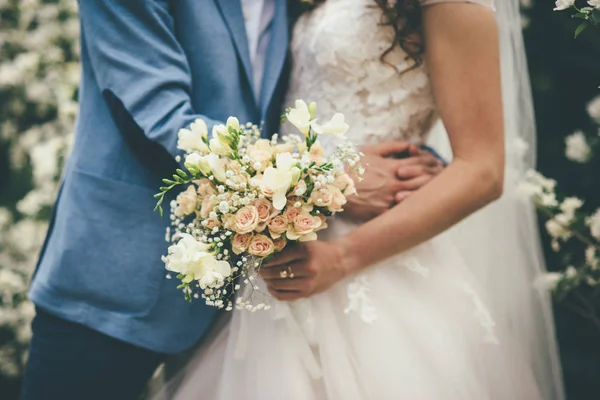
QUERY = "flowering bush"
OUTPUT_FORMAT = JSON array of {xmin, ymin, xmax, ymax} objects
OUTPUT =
[
  {"xmin": 0, "ymin": 0, "xmax": 79, "ymax": 382},
  {"xmin": 518, "ymin": 1, "xmax": 600, "ymax": 334}
]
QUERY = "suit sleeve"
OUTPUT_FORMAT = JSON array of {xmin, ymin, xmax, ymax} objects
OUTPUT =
[{"xmin": 78, "ymin": 0, "xmax": 220, "ymax": 159}]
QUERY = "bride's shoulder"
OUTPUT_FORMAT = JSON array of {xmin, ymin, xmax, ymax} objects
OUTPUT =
[{"xmin": 419, "ymin": 0, "xmax": 495, "ymax": 10}]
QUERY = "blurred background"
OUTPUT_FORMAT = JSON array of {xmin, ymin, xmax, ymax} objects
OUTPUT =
[{"xmin": 0, "ymin": 1, "xmax": 599, "ymax": 399}]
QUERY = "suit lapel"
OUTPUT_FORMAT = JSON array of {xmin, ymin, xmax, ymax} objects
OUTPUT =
[
  {"xmin": 260, "ymin": 0, "xmax": 289, "ymax": 116},
  {"xmin": 214, "ymin": 0, "xmax": 255, "ymax": 97}
]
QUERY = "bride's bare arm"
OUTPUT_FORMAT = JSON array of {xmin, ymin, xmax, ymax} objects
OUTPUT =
[
  {"xmin": 263, "ymin": 4, "xmax": 502, "ymax": 300},
  {"xmin": 339, "ymin": 3, "xmax": 502, "ymax": 272}
]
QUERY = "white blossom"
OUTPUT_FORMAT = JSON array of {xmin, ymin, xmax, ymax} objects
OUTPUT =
[
  {"xmin": 554, "ymin": 0, "xmax": 575, "ymax": 11},
  {"xmin": 565, "ymin": 131, "xmax": 592, "ymax": 163},
  {"xmin": 586, "ymin": 208, "xmax": 600, "ymax": 241}
]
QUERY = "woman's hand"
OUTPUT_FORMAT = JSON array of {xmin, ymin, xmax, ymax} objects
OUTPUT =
[{"xmin": 261, "ymin": 241, "xmax": 347, "ymax": 301}]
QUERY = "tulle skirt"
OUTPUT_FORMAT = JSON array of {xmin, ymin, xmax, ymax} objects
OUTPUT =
[{"xmin": 167, "ymin": 218, "xmax": 543, "ymax": 400}]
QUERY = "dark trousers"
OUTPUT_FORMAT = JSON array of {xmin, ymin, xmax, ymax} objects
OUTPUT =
[{"xmin": 21, "ymin": 308, "xmax": 165, "ymax": 400}]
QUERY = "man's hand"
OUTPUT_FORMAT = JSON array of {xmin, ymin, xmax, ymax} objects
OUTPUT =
[
  {"xmin": 261, "ymin": 241, "xmax": 347, "ymax": 301},
  {"xmin": 343, "ymin": 141, "xmax": 444, "ymax": 222}
]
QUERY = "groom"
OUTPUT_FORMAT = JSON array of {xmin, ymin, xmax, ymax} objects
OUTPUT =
[{"xmin": 21, "ymin": 1, "xmax": 442, "ymax": 399}]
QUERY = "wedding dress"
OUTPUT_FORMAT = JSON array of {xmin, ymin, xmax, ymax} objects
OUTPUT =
[{"xmin": 165, "ymin": 1, "xmax": 564, "ymax": 399}]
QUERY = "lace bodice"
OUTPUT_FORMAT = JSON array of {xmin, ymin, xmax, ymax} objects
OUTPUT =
[{"xmin": 284, "ymin": 0, "xmax": 495, "ymax": 148}]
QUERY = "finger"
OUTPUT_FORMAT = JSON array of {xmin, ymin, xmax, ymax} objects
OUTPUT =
[
  {"xmin": 396, "ymin": 165, "xmax": 439, "ymax": 180},
  {"xmin": 362, "ymin": 141, "xmax": 412, "ymax": 157},
  {"xmin": 395, "ymin": 191, "xmax": 414, "ymax": 203},
  {"xmin": 408, "ymin": 144, "xmax": 421, "ymax": 156},
  {"xmin": 393, "ymin": 153, "xmax": 441, "ymax": 169},
  {"xmin": 264, "ymin": 277, "xmax": 311, "ymax": 292},
  {"xmin": 260, "ymin": 262, "xmax": 314, "ymax": 279},
  {"xmin": 263, "ymin": 246, "xmax": 306, "ymax": 268},
  {"xmin": 395, "ymin": 175, "xmax": 433, "ymax": 191}
]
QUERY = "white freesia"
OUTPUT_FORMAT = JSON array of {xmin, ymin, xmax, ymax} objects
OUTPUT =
[
  {"xmin": 311, "ymin": 113, "xmax": 349, "ymax": 136},
  {"xmin": 209, "ymin": 136, "xmax": 231, "ymax": 157},
  {"xmin": 554, "ymin": 0, "xmax": 575, "ymax": 10},
  {"xmin": 226, "ymin": 116, "xmax": 240, "ymax": 132},
  {"xmin": 184, "ymin": 153, "xmax": 211, "ymax": 175},
  {"xmin": 260, "ymin": 158, "xmax": 299, "ymax": 211},
  {"xmin": 588, "ymin": 0, "xmax": 600, "ymax": 8},
  {"xmin": 165, "ymin": 234, "xmax": 231, "ymax": 288},
  {"xmin": 178, "ymin": 119, "xmax": 209, "ymax": 153},
  {"xmin": 205, "ymin": 153, "xmax": 228, "ymax": 182},
  {"xmin": 287, "ymin": 100, "xmax": 312, "ymax": 137},
  {"xmin": 565, "ymin": 130, "xmax": 592, "ymax": 163}
]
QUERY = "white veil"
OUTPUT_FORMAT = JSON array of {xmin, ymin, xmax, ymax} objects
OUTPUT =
[{"xmin": 426, "ymin": 1, "xmax": 565, "ymax": 398}]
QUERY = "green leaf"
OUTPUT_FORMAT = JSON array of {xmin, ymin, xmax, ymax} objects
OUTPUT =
[{"xmin": 574, "ymin": 22, "xmax": 588, "ymax": 38}]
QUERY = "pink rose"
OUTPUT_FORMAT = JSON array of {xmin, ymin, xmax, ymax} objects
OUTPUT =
[
  {"xmin": 293, "ymin": 211, "xmax": 322, "ymax": 236},
  {"xmin": 327, "ymin": 185, "xmax": 347, "ymax": 212},
  {"xmin": 175, "ymin": 185, "xmax": 198, "ymax": 217},
  {"xmin": 234, "ymin": 206, "xmax": 260, "ymax": 234},
  {"xmin": 200, "ymin": 196, "xmax": 217, "ymax": 218},
  {"xmin": 232, "ymin": 233, "xmax": 252, "ymax": 255},
  {"xmin": 273, "ymin": 236, "xmax": 287, "ymax": 252},
  {"xmin": 268, "ymin": 215, "xmax": 289, "ymax": 239},
  {"xmin": 195, "ymin": 178, "xmax": 217, "ymax": 198},
  {"xmin": 253, "ymin": 198, "xmax": 274, "ymax": 223},
  {"xmin": 247, "ymin": 234, "xmax": 275, "ymax": 257},
  {"xmin": 284, "ymin": 207, "xmax": 301, "ymax": 224},
  {"xmin": 311, "ymin": 187, "xmax": 333, "ymax": 208}
]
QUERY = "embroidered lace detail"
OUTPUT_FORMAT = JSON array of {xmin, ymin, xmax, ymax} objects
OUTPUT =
[
  {"xmin": 344, "ymin": 276, "xmax": 378, "ymax": 324},
  {"xmin": 284, "ymin": 0, "xmax": 438, "ymax": 153},
  {"xmin": 461, "ymin": 282, "xmax": 499, "ymax": 345},
  {"xmin": 404, "ymin": 256, "xmax": 431, "ymax": 278}
]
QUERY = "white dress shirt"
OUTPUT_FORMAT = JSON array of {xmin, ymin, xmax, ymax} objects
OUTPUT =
[{"xmin": 241, "ymin": 0, "xmax": 276, "ymax": 103}]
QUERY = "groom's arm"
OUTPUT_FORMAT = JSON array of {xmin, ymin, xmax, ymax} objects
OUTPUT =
[{"xmin": 78, "ymin": 0, "xmax": 220, "ymax": 159}]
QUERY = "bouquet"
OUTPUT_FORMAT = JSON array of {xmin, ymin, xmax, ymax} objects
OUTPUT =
[{"xmin": 154, "ymin": 100, "xmax": 364, "ymax": 311}]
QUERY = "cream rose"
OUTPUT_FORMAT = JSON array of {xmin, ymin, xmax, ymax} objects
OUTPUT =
[
  {"xmin": 328, "ymin": 185, "xmax": 347, "ymax": 212},
  {"xmin": 333, "ymin": 173, "xmax": 357, "ymax": 196},
  {"xmin": 200, "ymin": 196, "xmax": 217, "ymax": 219},
  {"xmin": 311, "ymin": 187, "xmax": 333, "ymax": 208},
  {"xmin": 247, "ymin": 234, "xmax": 275, "ymax": 257},
  {"xmin": 174, "ymin": 185, "xmax": 198, "ymax": 218},
  {"xmin": 268, "ymin": 215, "xmax": 289, "ymax": 239},
  {"xmin": 222, "ymin": 214, "xmax": 237, "ymax": 231},
  {"xmin": 234, "ymin": 206, "xmax": 260, "ymax": 234},
  {"xmin": 205, "ymin": 218, "xmax": 221, "ymax": 230},
  {"xmin": 275, "ymin": 143, "xmax": 294, "ymax": 154},
  {"xmin": 232, "ymin": 233, "xmax": 253, "ymax": 255},
  {"xmin": 309, "ymin": 141, "xmax": 326, "ymax": 165},
  {"xmin": 195, "ymin": 178, "xmax": 217, "ymax": 198}
]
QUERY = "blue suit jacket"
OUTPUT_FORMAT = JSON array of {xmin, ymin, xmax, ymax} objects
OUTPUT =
[{"xmin": 29, "ymin": 0, "xmax": 290, "ymax": 354}]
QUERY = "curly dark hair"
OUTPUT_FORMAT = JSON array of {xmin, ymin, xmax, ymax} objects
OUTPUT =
[{"xmin": 291, "ymin": 0, "xmax": 425, "ymax": 69}]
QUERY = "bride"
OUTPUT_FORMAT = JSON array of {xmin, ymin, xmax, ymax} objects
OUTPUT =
[{"xmin": 163, "ymin": 0, "xmax": 564, "ymax": 399}]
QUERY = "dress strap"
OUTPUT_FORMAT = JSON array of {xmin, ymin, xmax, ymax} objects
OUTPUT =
[{"xmin": 420, "ymin": 0, "xmax": 495, "ymax": 11}]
